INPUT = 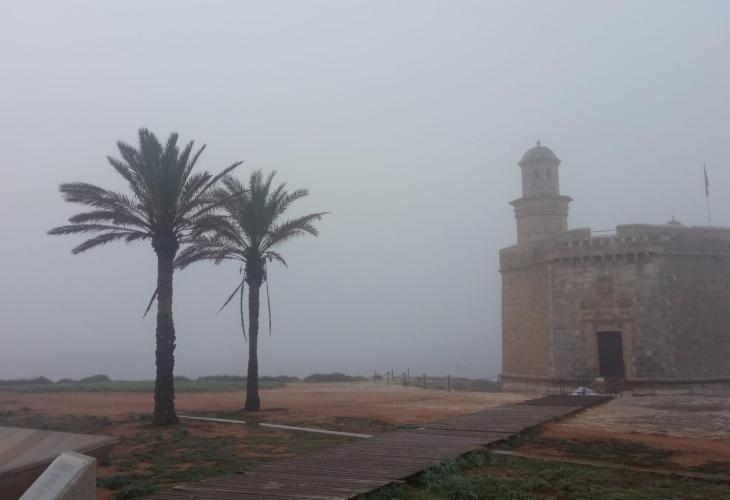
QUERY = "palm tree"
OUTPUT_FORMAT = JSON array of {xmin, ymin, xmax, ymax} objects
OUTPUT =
[
  {"xmin": 48, "ymin": 128, "xmax": 241, "ymax": 425},
  {"xmin": 176, "ymin": 170, "xmax": 326, "ymax": 410}
]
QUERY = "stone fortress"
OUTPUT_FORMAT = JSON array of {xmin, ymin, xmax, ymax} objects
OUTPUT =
[{"xmin": 500, "ymin": 143, "xmax": 730, "ymax": 391}]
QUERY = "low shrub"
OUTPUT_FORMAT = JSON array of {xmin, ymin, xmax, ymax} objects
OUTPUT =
[
  {"xmin": 0, "ymin": 376, "xmax": 53, "ymax": 386},
  {"xmin": 259, "ymin": 375, "xmax": 300, "ymax": 383},
  {"xmin": 303, "ymin": 373, "xmax": 367, "ymax": 383},
  {"xmin": 79, "ymin": 374, "xmax": 111, "ymax": 383}
]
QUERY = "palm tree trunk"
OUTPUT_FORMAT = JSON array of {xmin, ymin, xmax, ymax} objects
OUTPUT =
[
  {"xmin": 245, "ymin": 282, "xmax": 261, "ymax": 410},
  {"xmin": 153, "ymin": 249, "xmax": 178, "ymax": 425}
]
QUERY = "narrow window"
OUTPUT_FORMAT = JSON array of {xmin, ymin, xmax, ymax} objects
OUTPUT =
[{"xmin": 546, "ymin": 169, "xmax": 551, "ymax": 178}]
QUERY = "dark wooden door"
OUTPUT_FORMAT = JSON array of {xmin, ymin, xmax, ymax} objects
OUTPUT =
[{"xmin": 597, "ymin": 331, "xmax": 625, "ymax": 378}]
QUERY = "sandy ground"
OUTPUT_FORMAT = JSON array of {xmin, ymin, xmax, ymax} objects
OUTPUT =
[
  {"xmin": 0, "ymin": 382, "xmax": 532, "ymax": 425},
  {"xmin": 526, "ymin": 392, "xmax": 730, "ymax": 469},
  {"xmin": 553, "ymin": 392, "xmax": 730, "ymax": 439}
]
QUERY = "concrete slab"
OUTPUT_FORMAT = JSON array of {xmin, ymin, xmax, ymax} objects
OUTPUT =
[
  {"xmin": 20, "ymin": 451, "xmax": 96, "ymax": 500},
  {"xmin": 0, "ymin": 426, "xmax": 116, "ymax": 500}
]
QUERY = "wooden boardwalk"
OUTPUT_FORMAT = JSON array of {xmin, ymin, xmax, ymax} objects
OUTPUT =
[{"xmin": 146, "ymin": 395, "xmax": 610, "ymax": 500}]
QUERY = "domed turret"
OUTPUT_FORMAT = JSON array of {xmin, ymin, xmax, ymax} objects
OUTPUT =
[
  {"xmin": 667, "ymin": 217, "xmax": 683, "ymax": 227},
  {"xmin": 519, "ymin": 143, "xmax": 559, "ymax": 165},
  {"xmin": 518, "ymin": 140, "xmax": 561, "ymax": 198},
  {"xmin": 510, "ymin": 142, "xmax": 572, "ymax": 244}
]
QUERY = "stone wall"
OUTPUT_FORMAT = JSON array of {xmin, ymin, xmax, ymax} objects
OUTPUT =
[
  {"xmin": 501, "ymin": 261, "xmax": 553, "ymax": 380},
  {"xmin": 666, "ymin": 253, "xmax": 730, "ymax": 380},
  {"xmin": 549, "ymin": 255, "xmax": 668, "ymax": 380},
  {"xmin": 500, "ymin": 223, "xmax": 730, "ymax": 389}
]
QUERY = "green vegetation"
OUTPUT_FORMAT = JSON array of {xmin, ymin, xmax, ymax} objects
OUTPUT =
[
  {"xmin": 362, "ymin": 451, "xmax": 730, "ymax": 500},
  {"xmin": 0, "ymin": 376, "xmax": 54, "ymax": 386},
  {"xmin": 500, "ymin": 427, "xmax": 673, "ymax": 468},
  {"xmin": 534, "ymin": 437, "xmax": 672, "ymax": 467},
  {"xmin": 99, "ymin": 421, "xmax": 350, "ymax": 498},
  {"xmin": 0, "ymin": 376, "xmax": 286, "ymax": 393},
  {"xmin": 98, "ymin": 426, "xmax": 262, "ymax": 498},
  {"xmin": 303, "ymin": 372, "xmax": 368, "ymax": 383},
  {"xmin": 79, "ymin": 374, "xmax": 112, "ymax": 383}
]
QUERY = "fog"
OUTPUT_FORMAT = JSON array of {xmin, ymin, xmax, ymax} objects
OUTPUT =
[{"xmin": 1, "ymin": 1, "xmax": 728, "ymax": 381}]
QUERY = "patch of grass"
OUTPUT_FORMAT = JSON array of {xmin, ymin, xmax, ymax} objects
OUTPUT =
[
  {"xmin": 237, "ymin": 426, "xmax": 354, "ymax": 456},
  {"xmin": 500, "ymin": 425, "xmax": 541, "ymax": 450},
  {"xmin": 499, "ymin": 427, "xmax": 673, "ymax": 468},
  {"xmin": 690, "ymin": 461, "xmax": 730, "ymax": 475},
  {"xmin": 362, "ymin": 451, "xmax": 730, "ymax": 500},
  {"xmin": 95, "ymin": 419, "xmax": 354, "ymax": 499},
  {"xmin": 98, "ymin": 475, "xmax": 159, "ymax": 499},
  {"xmin": 106, "ymin": 425, "xmax": 264, "ymax": 498},
  {"xmin": 523, "ymin": 437, "xmax": 673, "ymax": 467}
]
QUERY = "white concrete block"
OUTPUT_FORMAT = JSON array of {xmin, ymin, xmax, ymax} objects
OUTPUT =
[{"xmin": 20, "ymin": 451, "xmax": 96, "ymax": 500}]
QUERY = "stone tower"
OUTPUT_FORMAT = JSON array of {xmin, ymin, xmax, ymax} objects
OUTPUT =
[
  {"xmin": 510, "ymin": 142, "xmax": 572, "ymax": 244},
  {"xmin": 500, "ymin": 144, "xmax": 730, "ymax": 392}
]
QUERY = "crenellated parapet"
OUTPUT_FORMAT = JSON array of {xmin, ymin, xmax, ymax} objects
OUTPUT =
[{"xmin": 500, "ymin": 224, "xmax": 730, "ymax": 272}]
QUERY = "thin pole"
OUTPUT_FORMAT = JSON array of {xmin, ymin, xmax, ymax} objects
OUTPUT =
[{"xmin": 705, "ymin": 163, "xmax": 712, "ymax": 225}]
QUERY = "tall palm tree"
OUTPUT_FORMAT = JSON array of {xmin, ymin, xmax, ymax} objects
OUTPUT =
[
  {"xmin": 48, "ymin": 128, "xmax": 241, "ymax": 425},
  {"xmin": 176, "ymin": 170, "xmax": 326, "ymax": 410}
]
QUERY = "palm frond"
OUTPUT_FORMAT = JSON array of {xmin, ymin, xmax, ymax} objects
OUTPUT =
[
  {"xmin": 68, "ymin": 231, "xmax": 147, "ymax": 254},
  {"xmin": 265, "ymin": 251, "xmax": 288, "ymax": 268},
  {"xmin": 264, "ymin": 212, "xmax": 328, "ymax": 250},
  {"xmin": 67, "ymin": 210, "xmax": 149, "ymax": 229},
  {"xmin": 48, "ymin": 223, "xmax": 148, "ymax": 236},
  {"xmin": 142, "ymin": 288, "xmax": 158, "ymax": 318},
  {"xmin": 239, "ymin": 277, "xmax": 247, "ymax": 342},
  {"xmin": 216, "ymin": 279, "xmax": 243, "ymax": 315},
  {"xmin": 265, "ymin": 263, "xmax": 272, "ymax": 336}
]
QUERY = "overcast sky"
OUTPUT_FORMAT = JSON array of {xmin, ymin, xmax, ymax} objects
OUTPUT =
[{"xmin": 1, "ymin": 1, "xmax": 728, "ymax": 381}]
